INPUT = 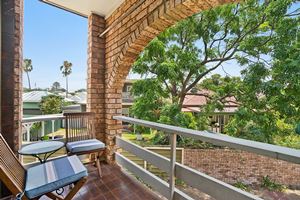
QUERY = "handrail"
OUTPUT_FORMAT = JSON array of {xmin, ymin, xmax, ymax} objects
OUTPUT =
[
  {"xmin": 113, "ymin": 116, "xmax": 300, "ymax": 164},
  {"xmin": 22, "ymin": 114, "xmax": 65, "ymax": 123}
]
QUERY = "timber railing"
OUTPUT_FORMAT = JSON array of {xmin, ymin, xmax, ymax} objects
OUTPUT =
[
  {"xmin": 114, "ymin": 116, "xmax": 300, "ymax": 200},
  {"xmin": 21, "ymin": 114, "xmax": 65, "ymax": 142}
]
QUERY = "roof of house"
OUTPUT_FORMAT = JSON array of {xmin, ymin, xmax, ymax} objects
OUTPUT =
[
  {"xmin": 69, "ymin": 92, "xmax": 87, "ymax": 104},
  {"xmin": 182, "ymin": 91, "xmax": 239, "ymax": 113},
  {"xmin": 23, "ymin": 91, "xmax": 54, "ymax": 103}
]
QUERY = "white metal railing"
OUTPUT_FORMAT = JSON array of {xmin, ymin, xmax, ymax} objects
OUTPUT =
[
  {"xmin": 21, "ymin": 114, "xmax": 65, "ymax": 142},
  {"xmin": 114, "ymin": 116, "xmax": 300, "ymax": 200}
]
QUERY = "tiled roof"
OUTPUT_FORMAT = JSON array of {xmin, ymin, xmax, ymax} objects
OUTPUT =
[{"xmin": 182, "ymin": 90, "xmax": 239, "ymax": 113}]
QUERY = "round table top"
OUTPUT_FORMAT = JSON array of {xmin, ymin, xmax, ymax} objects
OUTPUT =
[{"xmin": 19, "ymin": 140, "xmax": 64, "ymax": 155}]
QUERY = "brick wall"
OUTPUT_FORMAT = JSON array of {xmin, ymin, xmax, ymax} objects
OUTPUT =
[
  {"xmin": 1, "ymin": 0, "xmax": 23, "ymax": 152},
  {"xmin": 184, "ymin": 149, "xmax": 300, "ymax": 187},
  {"xmin": 87, "ymin": 14, "xmax": 106, "ymax": 143}
]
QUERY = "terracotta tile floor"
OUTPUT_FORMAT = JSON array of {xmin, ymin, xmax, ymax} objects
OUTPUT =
[{"xmin": 41, "ymin": 163, "xmax": 163, "ymax": 200}]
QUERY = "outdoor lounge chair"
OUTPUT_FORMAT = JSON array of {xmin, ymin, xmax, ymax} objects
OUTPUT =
[
  {"xmin": 64, "ymin": 112, "xmax": 105, "ymax": 177},
  {"xmin": 0, "ymin": 133, "xmax": 87, "ymax": 200}
]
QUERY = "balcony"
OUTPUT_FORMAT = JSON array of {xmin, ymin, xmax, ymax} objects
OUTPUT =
[
  {"xmin": 18, "ymin": 114, "xmax": 300, "ymax": 200},
  {"xmin": 2, "ymin": 0, "xmax": 299, "ymax": 199}
]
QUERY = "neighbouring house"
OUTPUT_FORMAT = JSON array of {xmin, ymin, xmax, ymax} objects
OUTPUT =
[
  {"xmin": 182, "ymin": 91, "xmax": 239, "ymax": 133},
  {"xmin": 122, "ymin": 79, "xmax": 135, "ymax": 116},
  {"xmin": 62, "ymin": 79, "xmax": 136, "ymax": 115},
  {"xmin": 23, "ymin": 90, "xmax": 77, "ymax": 116},
  {"xmin": 23, "ymin": 90, "xmax": 54, "ymax": 117},
  {"xmin": 22, "ymin": 91, "xmax": 62, "ymax": 137}
]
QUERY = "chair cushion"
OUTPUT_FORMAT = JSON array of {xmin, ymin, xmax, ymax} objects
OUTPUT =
[
  {"xmin": 66, "ymin": 139, "xmax": 105, "ymax": 154},
  {"xmin": 25, "ymin": 155, "xmax": 87, "ymax": 199}
]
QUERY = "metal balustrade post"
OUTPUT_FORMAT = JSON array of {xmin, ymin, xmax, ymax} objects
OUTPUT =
[
  {"xmin": 41, "ymin": 121, "xmax": 45, "ymax": 138},
  {"xmin": 51, "ymin": 120, "xmax": 55, "ymax": 139},
  {"xmin": 169, "ymin": 133, "xmax": 176, "ymax": 200},
  {"xmin": 23, "ymin": 122, "xmax": 34, "ymax": 142}
]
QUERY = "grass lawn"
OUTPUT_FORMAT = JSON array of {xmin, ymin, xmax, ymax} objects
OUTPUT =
[{"xmin": 122, "ymin": 131, "xmax": 156, "ymax": 146}]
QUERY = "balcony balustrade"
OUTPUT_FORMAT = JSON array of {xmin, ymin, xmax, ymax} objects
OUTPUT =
[
  {"xmin": 113, "ymin": 116, "xmax": 300, "ymax": 200},
  {"xmin": 19, "ymin": 114, "xmax": 300, "ymax": 200},
  {"xmin": 21, "ymin": 114, "xmax": 65, "ymax": 142}
]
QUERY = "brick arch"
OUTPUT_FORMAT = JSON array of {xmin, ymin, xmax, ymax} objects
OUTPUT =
[
  {"xmin": 105, "ymin": 0, "xmax": 237, "ymax": 89},
  {"xmin": 87, "ymin": 0, "xmax": 237, "ymax": 162}
]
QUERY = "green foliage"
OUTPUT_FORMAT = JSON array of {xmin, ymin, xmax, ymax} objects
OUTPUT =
[
  {"xmin": 296, "ymin": 123, "xmax": 300, "ymax": 135},
  {"xmin": 131, "ymin": 0, "xmax": 300, "ymax": 146},
  {"xmin": 23, "ymin": 58, "xmax": 33, "ymax": 71},
  {"xmin": 60, "ymin": 61, "xmax": 72, "ymax": 77},
  {"xmin": 39, "ymin": 95, "xmax": 64, "ymax": 114},
  {"xmin": 131, "ymin": 79, "xmax": 167, "ymax": 122},
  {"xmin": 132, "ymin": 0, "xmax": 293, "ymax": 108},
  {"xmin": 261, "ymin": 176, "xmax": 286, "ymax": 191},
  {"xmin": 233, "ymin": 182, "xmax": 250, "ymax": 192}
]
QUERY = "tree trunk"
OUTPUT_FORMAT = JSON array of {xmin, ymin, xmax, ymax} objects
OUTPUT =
[
  {"xmin": 26, "ymin": 71, "xmax": 31, "ymax": 90},
  {"xmin": 66, "ymin": 76, "xmax": 68, "ymax": 98},
  {"xmin": 178, "ymin": 94, "xmax": 186, "ymax": 111}
]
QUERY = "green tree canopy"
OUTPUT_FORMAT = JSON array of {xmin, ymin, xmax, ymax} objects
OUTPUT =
[
  {"xmin": 39, "ymin": 95, "xmax": 64, "ymax": 114},
  {"xmin": 131, "ymin": 0, "xmax": 300, "ymax": 146},
  {"xmin": 132, "ymin": 0, "xmax": 299, "ymax": 111}
]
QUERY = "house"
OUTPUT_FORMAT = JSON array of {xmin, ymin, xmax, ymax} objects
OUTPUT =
[
  {"xmin": 61, "ymin": 80, "xmax": 135, "ymax": 115},
  {"xmin": 23, "ymin": 90, "xmax": 54, "ymax": 117},
  {"xmin": 182, "ymin": 91, "xmax": 239, "ymax": 133},
  {"xmin": 122, "ymin": 79, "xmax": 135, "ymax": 116}
]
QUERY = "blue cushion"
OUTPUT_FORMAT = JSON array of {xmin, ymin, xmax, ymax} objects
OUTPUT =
[
  {"xmin": 25, "ymin": 156, "xmax": 87, "ymax": 199},
  {"xmin": 66, "ymin": 139, "xmax": 105, "ymax": 154}
]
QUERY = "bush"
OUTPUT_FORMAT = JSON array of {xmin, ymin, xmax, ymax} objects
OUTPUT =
[
  {"xmin": 233, "ymin": 182, "xmax": 250, "ymax": 192},
  {"xmin": 40, "ymin": 95, "xmax": 64, "ymax": 114},
  {"xmin": 261, "ymin": 176, "xmax": 286, "ymax": 191}
]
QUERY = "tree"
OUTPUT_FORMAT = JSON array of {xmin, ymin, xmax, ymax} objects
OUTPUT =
[
  {"xmin": 39, "ymin": 95, "xmax": 64, "ymax": 114},
  {"xmin": 131, "ymin": 0, "xmax": 300, "ymax": 146},
  {"xmin": 60, "ymin": 61, "xmax": 72, "ymax": 97},
  {"xmin": 199, "ymin": 34, "xmax": 299, "ymax": 144},
  {"xmin": 132, "ymin": 0, "xmax": 297, "ymax": 112},
  {"xmin": 23, "ymin": 59, "xmax": 33, "ymax": 90},
  {"xmin": 132, "ymin": 0, "xmax": 298, "ymax": 116},
  {"xmin": 51, "ymin": 82, "xmax": 61, "ymax": 92}
]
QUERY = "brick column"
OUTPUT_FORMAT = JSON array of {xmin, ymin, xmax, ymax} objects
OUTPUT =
[
  {"xmin": 105, "ymin": 80, "xmax": 123, "ymax": 163},
  {"xmin": 1, "ymin": 0, "xmax": 23, "ymax": 152},
  {"xmin": 87, "ymin": 14, "xmax": 106, "ymax": 143},
  {"xmin": 87, "ymin": 13, "xmax": 123, "ymax": 163}
]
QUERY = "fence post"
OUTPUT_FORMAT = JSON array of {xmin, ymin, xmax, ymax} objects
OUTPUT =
[{"xmin": 169, "ymin": 133, "xmax": 176, "ymax": 200}]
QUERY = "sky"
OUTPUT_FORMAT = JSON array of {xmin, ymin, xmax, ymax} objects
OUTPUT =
[
  {"xmin": 24, "ymin": 0, "xmax": 88, "ymax": 92},
  {"xmin": 23, "ymin": 0, "xmax": 244, "ymax": 91}
]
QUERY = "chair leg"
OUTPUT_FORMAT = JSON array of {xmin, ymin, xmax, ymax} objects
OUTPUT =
[
  {"xmin": 64, "ymin": 177, "xmax": 87, "ymax": 200},
  {"xmin": 46, "ymin": 192, "xmax": 64, "ymax": 200},
  {"xmin": 95, "ymin": 152, "xmax": 102, "ymax": 178}
]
